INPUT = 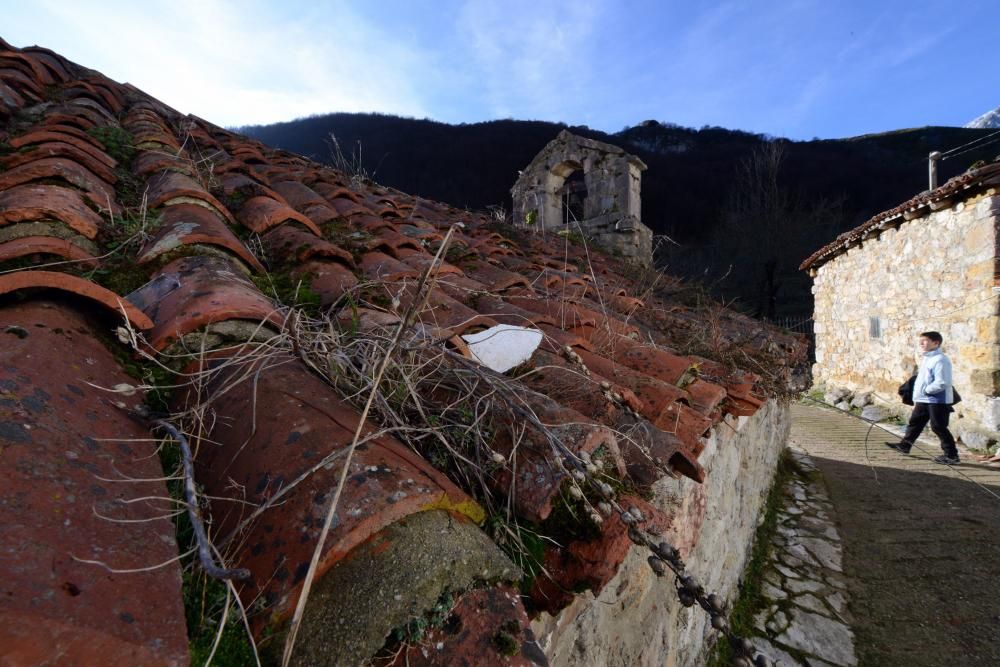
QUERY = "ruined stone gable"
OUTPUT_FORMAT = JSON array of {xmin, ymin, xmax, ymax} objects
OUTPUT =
[{"xmin": 512, "ymin": 130, "xmax": 653, "ymax": 265}]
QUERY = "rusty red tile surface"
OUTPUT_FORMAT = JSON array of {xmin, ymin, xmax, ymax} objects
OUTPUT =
[
  {"xmin": 0, "ymin": 140, "xmax": 119, "ymax": 184},
  {"xmin": 0, "ymin": 184, "xmax": 105, "ymax": 239},
  {"xmin": 236, "ymin": 195, "xmax": 322, "ymax": 236},
  {"xmin": 146, "ymin": 171, "xmax": 237, "ymax": 225},
  {"xmin": 383, "ymin": 585, "xmax": 546, "ymax": 667},
  {"xmin": 0, "ymin": 301, "xmax": 188, "ymax": 666},
  {"xmin": 133, "ymin": 150, "xmax": 195, "ymax": 178},
  {"xmin": 125, "ymin": 255, "xmax": 283, "ymax": 351},
  {"xmin": 220, "ymin": 171, "xmax": 288, "ymax": 203},
  {"xmin": 462, "ymin": 260, "xmax": 533, "ymax": 292},
  {"xmin": 0, "ymin": 156, "xmax": 120, "ymax": 213},
  {"xmin": 138, "ymin": 202, "xmax": 265, "ymax": 272},
  {"xmin": 263, "ymin": 223, "xmax": 354, "ymax": 267},
  {"xmin": 491, "ymin": 391, "xmax": 624, "ymax": 523},
  {"xmin": 294, "ymin": 260, "xmax": 359, "ymax": 307},
  {"xmin": 271, "ymin": 180, "xmax": 328, "ymax": 210},
  {"xmin": 9, "ymin": 128, "xmax": 115, "ymax": 169},
  {"xmin": 0, "ymin": 235, "xmax": 99, "ymax": 267},
  {"xmin": 530, "ymin": 496, "xmax": 669, "ymax": 614},
  {"xmin": 0, "ymin": 270, "xmax": 153, "ymax": 330},
  {"xmin": 177, "ymin": 353, "xmax": 480, "ymax": 630},
  {"xmin": 360, "ymin": 251, "xmax": 422, "ymax": 282}
]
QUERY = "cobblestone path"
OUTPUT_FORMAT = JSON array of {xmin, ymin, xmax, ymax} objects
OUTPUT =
[{"xmin": 783, "ymin": 402, "xmax": 1000, "ymax": 666}]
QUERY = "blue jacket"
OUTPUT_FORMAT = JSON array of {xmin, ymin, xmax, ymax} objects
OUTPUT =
[{"xmin": 913, "ymin": 348, "xmax": 954, "ymax": 404}]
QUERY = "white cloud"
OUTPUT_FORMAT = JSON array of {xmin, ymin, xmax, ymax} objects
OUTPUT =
[
  {"xmin": 6, "ymin": 0, "xmax": 432, "ymax": 126},
  {"xmin": 455, "ymin": 0, "xmax": 604, "ymax": 120}
]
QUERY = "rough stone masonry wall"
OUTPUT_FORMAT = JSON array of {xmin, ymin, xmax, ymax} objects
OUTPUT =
[
  {"xmin": 812, "ymin": 192, "xmax": 1000, "ymax": 435},
  {"xmin": 532, "ymin": 399, "xmax": 790, "ymax": 666}
]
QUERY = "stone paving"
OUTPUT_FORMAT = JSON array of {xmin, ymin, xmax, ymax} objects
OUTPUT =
[
  {"xmin": 749, "ymin": 445, "xmax": 858, "ymax": 666},
  {"xmin": 785, "ymin": 401, "xmax": 1000, "ymax": 666}
]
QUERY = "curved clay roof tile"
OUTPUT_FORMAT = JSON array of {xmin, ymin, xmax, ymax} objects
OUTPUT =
[
  {"xmin": 0, "ymin": 270, "xmax": 153, "ymax": 330},
  {"xmin": 0, "ymin": 141, "xmax": 118, "ymax": 184},
  {"xmin": 0, "ymin": 236, "xmax": 99, "ymax": 268},
  {"xmin": 137, "ymin": 203, "xmax": 265, "ymax": 272},
  {"xmin": 125, "ymin": 255, "xmax": 282, "ymax": 351},
  {"xmin": 0, "ymin": 184, "xmax": 105, "ymax": 239},
  {"xmin": 0, "ymin": 301, "xmax": 188, "ymax": 666},
  {"xmin": 235, "ymin": 196, "xmax": 322, "ymax": 236}
]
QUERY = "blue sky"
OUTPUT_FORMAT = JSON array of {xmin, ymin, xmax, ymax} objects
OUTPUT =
[{"xmin": 4, "ymin": 0, "xmax": 998, "ymax": 139}]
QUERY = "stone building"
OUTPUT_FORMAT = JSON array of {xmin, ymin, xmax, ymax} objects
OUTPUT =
[
  {"xmin": 512, "ymin": 130, "xmax": 653, "ymax": 265},
  {"xmin": 802, "ymin": 161, "xmax": 1000, "ymax": 437}
]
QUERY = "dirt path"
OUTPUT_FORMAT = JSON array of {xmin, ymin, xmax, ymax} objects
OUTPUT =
[{"xmin": 789, "ymin": 402, "xmax": 1000, "ymax": 666}]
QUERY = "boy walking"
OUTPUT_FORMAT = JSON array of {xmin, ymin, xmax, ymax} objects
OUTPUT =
[{"xmin": 886, "ymin": 331, "xmax": 960, "ymax": 464}]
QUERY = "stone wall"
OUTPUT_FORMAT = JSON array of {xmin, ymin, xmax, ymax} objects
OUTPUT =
[
  {"xmin": 812, "ymin": 192, "xmax": 1000, "ymax": 436},
  {"xmin": 511, "ymin": 130, "xmax": 653, "ymax": 265},
  {"xmin": 532, "ymin": 399, "xmax": 790, "ymax": 666}
]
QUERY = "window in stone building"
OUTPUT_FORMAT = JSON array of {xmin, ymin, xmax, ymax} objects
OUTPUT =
[{"xmin": 869, "ymin": 316, "xmax": 882, "ymax": 339}]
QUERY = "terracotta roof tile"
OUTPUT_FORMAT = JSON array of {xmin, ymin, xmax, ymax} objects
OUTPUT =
[
  {"xmin": 138, "ymin": 202, "xmax": 265, "ymax": 272},
  {"xmin": 146, "ymin": 171, "xmax": 237, "ymax": 225},
  {"xmin": 1, "ymin": 140, "xmax": 119, "ymax": 184},
  {"xmin": 0, "ymin": 235, "xmax": 99, "ymax": 268},
  {"xmin": 0, "ymin": 156, "xmax": 119, "ymax": 213},
  {"xmin": 182, "ymin": 354, "xmax": 481, "ymax": 629},
  {"xmin": 802, "ymin": 160, "xmax": 1000, "ymax": 270},
  {"xmin": 0, "ymin": 301, "xmax": 188, "ymax": 665},
  {"xmin": 235, "ymin": 195, "xmax": 322, "ymax": 236},
  {"xmin": 125, "ymin": 255, "xmax": 281, "ymax": 351},
  {"xmin": 0, "ymin": 270, "xmax": 153, "ymax": 330}
]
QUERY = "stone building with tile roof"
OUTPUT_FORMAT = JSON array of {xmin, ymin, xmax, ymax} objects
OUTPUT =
[
  {"xmin": 802, "ymin": 160, "xmax": 1000, "ymax": 438},
  {"xmin": 0, "ymin": 38, "xmax": 806, "ymax": 665}
]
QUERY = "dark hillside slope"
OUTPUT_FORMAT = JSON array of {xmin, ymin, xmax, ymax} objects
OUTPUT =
[{"xmin": 240, "ymin": 114, "xmax": 1000, "ymax": 315}]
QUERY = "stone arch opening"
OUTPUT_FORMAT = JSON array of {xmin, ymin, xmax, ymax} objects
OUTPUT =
[{"xmin": 545, "ymin": 160, "xmax": 586, "ymax": 228}]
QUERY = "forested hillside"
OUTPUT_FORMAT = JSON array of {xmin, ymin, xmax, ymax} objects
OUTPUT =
[{"xmin": 239, "ymin": 114, "xmax": 1000, "ymax": 317}]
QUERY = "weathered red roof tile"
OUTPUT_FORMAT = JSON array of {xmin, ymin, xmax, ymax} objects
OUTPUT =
[
  {"xmin": 0, "ymin": 49, "xmax": 57, "ymax": 85},
  {"xmin": 1, "ymin": 141, "xmax": 118, "ymax": 184},
  {"xmin": 133, "ymin": 149, "xmax": 195, "ymax": 178},
  {"xmin": 220, "ymin": 171, "xmax": 286, "ymax": 202},
  {"xmin": 272, "ymin": 180, "xmax": 328, "ymax": 210},
  {"xmin": 0, "ymin": 270, "xmax": 153, "ymax": 329},
  {"xmin": 0, "ymin": 65, "xmax": 44, "ymax": 99},
  {"xmin": 9, "ymin": 127, "xmax": 115, "ymax": 169},
  {"xmin": 21, "ymin": 46, "xmax": 72, "ymax": 81},
  {"xmin": 263, "ymin": 223, "xmax": 354, "ymax": 268},
  {"xmin": 0, "ymin": 301, "xmax": 188, "ymax": 666},
  {"xmin": 0, "ymin": 184, "xmax": 105, "ymax": 239},
  {"xmin": 292, "ymin": 260, "xmax": 359, "ymax": 307},
  {"xmin": 360, "ymin": 251, "xmax": 422, "ymax": 282},
  {"xmin": 125, "ymin": 255, "xmax": 281, "ymax": 351},
  {"xmin": 146, "ymin": 171, "xmax": 237, "ymax": 225},
  {"xmin": 0, "ymin": 156, "xmax": 119, "ymax": 213},
  {"xmin": 177, "ymin": 354, "xmax": 481, "ymax": 630},
  {"xmin": 461, "ymin": 260, "xmax": 533, "ymax": 292},
  {"xmin": 530, "ymin": 496, "xmax": 669, "ymax": 614},
  {"xmin": 0, "ymin": 235, "xmax": 98, "ymax": 268},
  {"xmin": 137, "ymin": 203, "xmax": 265, "ymax": 272},
  {"xmin": 235, "ymin": 195, "xmax": 322, "ymax": 236},
  {"xmin": 492, "ymin": 390, "xmax": 624, "ymax": 523}
]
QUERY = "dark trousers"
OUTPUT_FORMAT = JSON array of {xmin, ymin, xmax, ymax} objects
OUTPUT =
[{"xmin": 903, "ymin": 402, "xmax": 957, "ymax": 456}]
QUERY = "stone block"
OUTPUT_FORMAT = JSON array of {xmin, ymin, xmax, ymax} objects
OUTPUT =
[
  {"xmin": 849, "ymin": 392, "xmax": 871, "ymax": 408},
  {"xmin": 963, "ymin": 343, "xmax": 999, "ymax": 367},
  {"xmin": 984, "ymin": 398, "xmax": 1000, "ymax": 432},
  {"xmin": 834, "ymin": 400, "xmax": 851, "ymax": 412},
  {"xmin": 976, "ymin": 317, "xmax": 999, "ymax": 341},
  {"xmin": 861, "ymin": 406, "xmax": 886, "ymax": 422},
  {"xmin": 958, "ymin": 429, "xmax": 993, "ymax": 450},
  {"xmin": 969, "ymin": 368, "xmax": 1000, "ymax": 395}
]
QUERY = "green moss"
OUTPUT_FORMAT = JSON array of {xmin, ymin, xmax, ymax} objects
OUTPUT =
[
  {"xmin": 493, "ymin": 623, "xmax": 520, "ymax": 656},
  {"xmin": 88, "ymin": 126, "xmax": 136, "ymax": 166},
  {"xmin": 251, "ymin": 271, "xmax": 322, "ymax": 315}
]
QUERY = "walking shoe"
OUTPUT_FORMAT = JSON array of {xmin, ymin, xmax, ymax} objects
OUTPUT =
[
  {"xmin": 933, "ymin": 454, "xmax": 960, "ymax": 465},
  {"xmin": 884, "ymin": 441, "xmax": 912, "ymax": 455}
]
